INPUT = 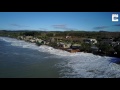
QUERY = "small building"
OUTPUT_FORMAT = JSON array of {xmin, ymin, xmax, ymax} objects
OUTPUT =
[
  {"xmin": 25, "ymin": 36, "xmax": 33, "ymax": 41},
  {"xmin": 90, "ymin": 46, "xmax": 99, "ymax": 53},
  {"xmin": 57, "ymin": 42, "xmax": 71, "ymax": 49},
  {"xmin": 63, "ymin": 43, "xmax": 71, "ymax": 48},
  {"xmin": 84, "ymin": 38, "xmax": 97, "ymax": 44},
  {"xmin": 66, "ymin": 36, "xmax": 71, "ymax": 39},
  {"xmin": 50, "ymin": 37, "xmax": 55, "ymax": 43},
  {"xmin": 101, "ymin": 38, "xmax": 113, "ymax": 45},
  {"xmin": 30, "ymin": 39, "xmax": 36, "ymax": 43},
  {"xmin": 116, "ymin": 41, "xmax": 120, "ymax": 45},
  {"xmin": 111, "ymin": 41, "xmax": 120, "ymax": 47},
  {"xmin": 70, "ymin": 44, "xmax": 81, "ymax": 49},
  {"xmin": 17, "ymin": 36, "xmax": 24, "ymax": 40},
  {"xmin": 36, "ymin": 38, "xmax": 43, "ymax": 43},
  {"xmin": 45, "ymin": 41, "xmax": 50, "ymax": 45}
]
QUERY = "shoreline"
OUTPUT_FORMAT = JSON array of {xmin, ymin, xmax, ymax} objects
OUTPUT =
[
  {"xmin": 0, "ymin": 36, "xmax": 120, "ymax": 59},
  {"xmin": 1, "ymin": 37, "xmax": 120, "ymax": 78}
]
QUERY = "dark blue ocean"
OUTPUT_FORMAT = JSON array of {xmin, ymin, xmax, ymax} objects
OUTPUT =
[
  {"xmin": 0, "ymin": 37, "xmax": 64, "ymax": 78},
  {"xmin": 0, "ymin": 37, "xmax": 120, "ymax": 78}
]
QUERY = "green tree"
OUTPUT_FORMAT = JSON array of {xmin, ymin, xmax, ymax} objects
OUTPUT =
[
  {"xmin": 114, "ymin": 45, "xmax": 120, "ymax": 57},
  {"xmin": 98, "ymin": 43, "xmax": 112, "ymax": 55},
  {"xmin": 81, "ymin": 43, "xmax": 91, "ymax": 52},
  {"xmin": 49, "ymin": 42, "xmax": 57, "ymax": 48}
]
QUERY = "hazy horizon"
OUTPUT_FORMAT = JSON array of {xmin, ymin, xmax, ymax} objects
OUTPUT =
[{"xmin": 0, "ymin": 29, "xmax": 120, "ymax": 32}]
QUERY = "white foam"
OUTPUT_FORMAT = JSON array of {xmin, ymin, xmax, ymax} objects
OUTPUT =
[
  {"xmin": 38, "ymin": 45, "xmax": 78, "ymax": 56},
  {"xmin": 1, "ymin": 37, "xmax": 120, "ymax": 78},
  {"xmin": 0, "ymin": 37, "xmax": 76, "ymax": 56},
  {"xmin": 58, "ymin": 54, "xmax": 120, "ymax": 78},
  {"xmin": 0, "ymin": 37, "xmax": 39, "ymax": 50}
]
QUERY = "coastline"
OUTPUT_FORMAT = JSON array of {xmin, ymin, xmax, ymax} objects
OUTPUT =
[
  {"xmin": 0, "ymin": 36, "xmax": 120, "ymax": 59},
  {"xmin": 1, "ymin": 36, "xmax": 120, "ymax": 78}
]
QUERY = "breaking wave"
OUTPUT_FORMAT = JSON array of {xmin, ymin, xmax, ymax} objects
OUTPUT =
[
  {"xmin": 0, "ymin": 37, "xmax": 77, "ymax": 56},
  {"xmin": 0, "ymin": 37, "xmax": 120, "ymax": 78}
]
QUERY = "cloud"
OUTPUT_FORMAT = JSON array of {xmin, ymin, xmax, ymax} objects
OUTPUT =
[
  {"xmin": 113, "ymin": 24, "xmax": 120, "ymax": 26},
  {"xmin": 93, "ymin": 26, "xmax": 108, "ymax": 30},
  {"xmin": 39, "ymin": 28, "xmax": 47, "ymax": 31},
  {"xmin": 52, "ymin": 24, "xmax": 78, "ymax": 30},
  {"xmin": 52, "ymin": 24, "xmax": 67, "ymax": 29},
  {"xmin": 11, "ymin": 24, "xmax": 29, "ymax": 28},
  {"xmin": 93, "ymin": 24, "xmax": 120, "ymax": 31}
]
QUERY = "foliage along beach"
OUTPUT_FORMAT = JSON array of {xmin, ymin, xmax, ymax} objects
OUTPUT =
[{"xmin": 0, "ymin": 30, "xmax": 120, "ymax": 59}]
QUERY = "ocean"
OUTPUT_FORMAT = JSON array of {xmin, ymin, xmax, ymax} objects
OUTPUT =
[{"xmin": 0, "ymin": 37, "xmax": 120, "ymax": 78}]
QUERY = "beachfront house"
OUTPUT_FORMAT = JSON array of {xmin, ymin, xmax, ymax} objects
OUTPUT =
[
  {"xmin": 116, "ymin": 41, "xmax": 120, "ymax": 45},
  {"xmin": 90, "ymin": 46, "xmax": 99, "ymax": 53},
  {"xmin": 84, "ymin": 38, "xmax": 97, "ymax": 44},
  {"xmin": 100, "ymin": 39, "xmax": 114, "ymax": 47},
  {"xmin": 25, "ymin": 36, "xmax": 33, "ymax": 41},
  {"xmin": 109, "ymin": 41, "xmax": 120, "ymax": 47},
  {"xmin": 50, "ymin": 37, "xmax": 55, "ymax": 43},
  {"xmin": 17, "ymin": 36, "xmax": 24, "ymax": 40},
  {"xmin": 30, "ymin": 39, "xmax": 36, "ymax": 43},
  {"xmin": 63, "ymin": 43, "xmax": 71, "ymax": 48},
  {"xmin": 45, "ymin": 41, "xmax": 50, "ymax": 45},
  {"xmin": 66, "ymin": 36, "xmax": 71, "ymax": 39},
  {"xmin": 35, "ymin": 38, "xmax": 43, "ymax": 43},
  {"xmin": 70, "ymin": 44, "xmax": 81, "ymax": 49},
  {"xmin": 57, "ymin": 42, "xmax": 71, "ymax": 49}
]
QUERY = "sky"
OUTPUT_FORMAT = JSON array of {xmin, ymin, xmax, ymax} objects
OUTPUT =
[{"xmin": 0, "ymin": 12, "xmax": 120, "ymax": 31}]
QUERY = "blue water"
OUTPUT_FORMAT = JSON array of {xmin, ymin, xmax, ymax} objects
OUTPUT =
[{"xmin": 0, "ymin": 40, "xmax": 63, "ymax": 78}]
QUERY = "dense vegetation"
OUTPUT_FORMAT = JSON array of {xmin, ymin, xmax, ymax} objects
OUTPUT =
[
  {"xmin": 0, "ymin": 30, "xmax": 120, "ymax": 39},
  {"xmin": 0, "ymin": 30, "xmax": 120, "ymax": 58}
]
